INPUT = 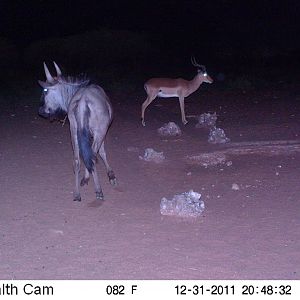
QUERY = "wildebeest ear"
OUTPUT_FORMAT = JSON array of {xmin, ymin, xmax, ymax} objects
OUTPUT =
[{"xmin": 38, "ymin": 80, "xmax": 50, "ymax": 88}]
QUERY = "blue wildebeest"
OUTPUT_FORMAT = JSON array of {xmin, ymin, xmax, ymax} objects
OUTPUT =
[{"xmin": 38, "ymin": 62, "xmax": 117, "ymax": 201}]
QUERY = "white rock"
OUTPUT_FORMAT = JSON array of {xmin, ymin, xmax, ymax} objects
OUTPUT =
[
  {"xmin": 157, "ymin": 122, "xmax": 182, "ymax": 136},
  {"xmin": 232, "ymin": 183, "xmax": 240, "ymax": 190},
  {"xmin": 139, "ymin": 148, "xmax": 165, "ymax": 163}
]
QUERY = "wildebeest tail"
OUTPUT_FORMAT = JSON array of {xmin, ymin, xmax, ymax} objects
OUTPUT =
[{"xmin": 77, "ymin": 105, "xmax": 95, "ymax": 173}]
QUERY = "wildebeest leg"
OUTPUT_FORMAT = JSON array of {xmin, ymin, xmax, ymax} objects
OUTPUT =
[
  {"xmin": 70, "ymin": 122, "xmax": 81, "ymax": 201},
  {"xmin": 80, "ymin": 168, "xmax": 90, "ymax": 186},
  {"xmin": 91, "ymin": 164, "xmax": 104, "ymax": 200},
  {"xmin": 90, "ymin": 139, "xmax": 104, "ymax": 200},
  {"xmin": 99, "ymin": 141, "xmax": 117, "ymax": 186},
  {"xmin": 73, "ymin": 154, "xmax": 81, "ymax": 201}
]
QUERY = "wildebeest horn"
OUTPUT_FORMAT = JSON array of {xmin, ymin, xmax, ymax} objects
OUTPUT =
[
  {"xmin": 43, "ymin": 62, "xmax": 54, "ymax": 83},
  {"xmin": 53, "ymin": 61, "xmax": 62, "ymax": 77}
]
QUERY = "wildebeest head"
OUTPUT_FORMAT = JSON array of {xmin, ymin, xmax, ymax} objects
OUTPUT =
[{"xmin": 38, "ymin": 62, "xmax": 67, "ymax": 121}]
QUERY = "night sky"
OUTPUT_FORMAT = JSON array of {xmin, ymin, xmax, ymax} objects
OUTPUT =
[
  {"xmin": 0, "ymin": 0, "xmax": 299, "ymax": 76},
  {"xmin": 1, "ymin": 1, "xmax": 298, "ymax": 46}
]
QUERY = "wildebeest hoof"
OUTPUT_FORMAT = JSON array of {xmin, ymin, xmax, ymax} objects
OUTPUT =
[
  {"xmin": 108, "ymin": 171, "xmax": 117, "ymax": 186},
  {"xmin": 96, "ymin": 191, "xmax": 104, "ymax": 200},
  {"xmin": 73, "ymin": 195, "xmax": 81, "ymax": 201},
  {"xmin": 109, "ymin": 178, "xmax": 117, "ymax": 186},
  {"xmin": 80, "ymin": 177, "xmax": 89, "ymax": 186}
]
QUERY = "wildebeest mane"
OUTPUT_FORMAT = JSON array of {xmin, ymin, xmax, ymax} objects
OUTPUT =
[{"xmin": 58, "ymin": 74, "xmax": 90, "ymax": 88}]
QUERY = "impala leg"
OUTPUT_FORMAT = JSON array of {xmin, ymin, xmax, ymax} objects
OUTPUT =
[
  {"xmin": 179, "ymin": 97, "xmax": 188, "ymax": 125},
  {"xmin": 141, "ymin": 96, "xmax": 156, "ymax": 126}
]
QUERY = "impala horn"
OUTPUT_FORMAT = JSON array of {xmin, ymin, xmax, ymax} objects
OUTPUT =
[{"xmin": 191, "ymin": 56, "xmax": 206, "ymax": 73}]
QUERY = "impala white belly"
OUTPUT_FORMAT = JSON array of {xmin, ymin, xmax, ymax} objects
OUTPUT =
[{"xmin": 157, "ymin": 91, "xmax": 178, "ymax": 98}]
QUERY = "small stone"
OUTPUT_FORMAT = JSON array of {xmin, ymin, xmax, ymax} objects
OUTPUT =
[
  {"xmin": 232, "ymin": 183, "xmax": 240, "ymax": 190},
  {"xmin": 157, "ymin": 122, "xmax": 181, "ymax": 136},
  {"xmin": 139, "ymin": 148, "xmax": 165, "ymax": 163}
]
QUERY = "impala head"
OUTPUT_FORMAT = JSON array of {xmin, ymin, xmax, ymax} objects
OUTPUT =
[
  {"xmin": 191, "ymin": 56, "xmax": 213, "ymax": 84},
  {"xmin": 38, "ymin": 62, "xmax": 67, "ymax": 120}
]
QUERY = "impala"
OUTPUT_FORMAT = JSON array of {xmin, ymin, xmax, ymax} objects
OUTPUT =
[{"xmin": 141, "ymin": 57, "xmax": 213, "ymax": 126}]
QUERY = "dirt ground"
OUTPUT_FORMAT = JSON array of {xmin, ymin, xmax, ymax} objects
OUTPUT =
[{"xmin": 0, "ymin": 86, "xmax": 299, "ymax": 280}]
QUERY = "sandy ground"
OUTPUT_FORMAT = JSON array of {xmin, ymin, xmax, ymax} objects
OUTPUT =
[{"xmin": 0, "ymin": 86, "xmax": 299, "ymax": 279}]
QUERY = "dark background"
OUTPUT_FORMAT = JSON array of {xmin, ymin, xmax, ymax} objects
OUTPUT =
[{"xmin": 0, "ymin": 0, "xmax": 299, "ymax": 93}]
